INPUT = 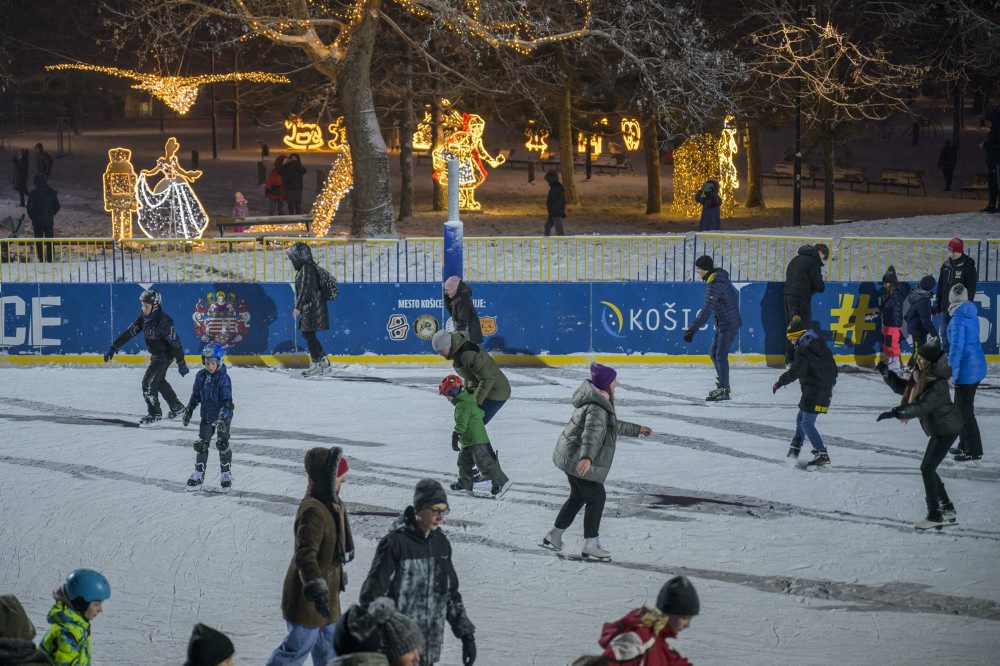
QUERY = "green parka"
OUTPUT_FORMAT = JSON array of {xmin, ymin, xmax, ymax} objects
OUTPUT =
[
  {"xmin": 445, "ymin": 331, "xmax": 511, "ymax": 405},
  {"xmin": 451, "ymin": 389, "xmax": 490, "ymax": 447},
  {"xmin": 552, "ymin": 380, "xmax": 642, "ymax": 484}
]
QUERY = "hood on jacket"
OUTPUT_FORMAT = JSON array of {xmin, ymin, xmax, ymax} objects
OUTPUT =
[
  {"xmin": 443, "ymin": 330, "xmax": 472, "ymax": 359},
  {"xmin": 572, "ymin": 379, "xmax": 613, "ymax": 412},
  {"xmin": 0, "ymin": 595, "xmax": 36, "ymax": 640},
  {"xmin": 706, "ymin": 267, "xmax": 731, "ymax": 284},
  {"xmin": 32, "ymin": 174, "xmax": 50, "ymax": 190},
  {"xmin": 924, "ymin": 348, "xmax": 953, "ymax": 380},
  {"xmin": 286, "ymin": 242, "xmax": 314, "ymax": 270},
  {"xmin": 796, "ymin": 329, "xmax": 819, "ymax": 347},
  {"xmin": 46, "ymin": 598, "xmax": 87, "ymax": 633},
  {"xmin": 0, "ymin": 638, "xmax": 50, "ymax": 664},
  {"xmin": 544, "ymin": 169, "xmax": 561, "ymax": 185},
  {"xmin": 304, "ymin": 446, "xmax": 344, "ymax": 506}
]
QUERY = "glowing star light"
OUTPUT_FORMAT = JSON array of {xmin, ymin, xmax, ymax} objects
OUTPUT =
[
  {"xmin": 432, "ymin": 113, "xmax": 506, "ymax": 211},
  {"xmin": 620, "ymin": 118, "xmax": 642, "ymax": 151},
  {"xmin": 46, "ymin": 64, "xmax": 289, "ymax": 115},
  {"xmin": 103, "ymin": 147, "xmax": 140, "ymax": 241},
  {"xmin": 135, "ymin": 137, "xmax": 210, "ymax": 239}
]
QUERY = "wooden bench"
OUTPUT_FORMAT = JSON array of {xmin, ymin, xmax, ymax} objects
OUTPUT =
[
  {"xmin": 216, "ymin": 214, "xmax": 312, "ymax": 237},
  {"xmin": 591, "ymin": 154, "xmax": 632, "ymax": 175},
  {"xmin": 503, "ymin": 148, "xmax": 537, "ymax": 170},
  {"xmin": 960, "ymin": 174, "xmax": 989, "ymax": 199},
  {"xmin": 832, "ymin": 166, "xmax": 869, "ymax": 192},
  {"xmin": 762, "ymin": 162, "xmax": 815, "ymax": 187},
  {"xmin": 873, "ymin": 168, "xmax": 926, "ymax": 196}
]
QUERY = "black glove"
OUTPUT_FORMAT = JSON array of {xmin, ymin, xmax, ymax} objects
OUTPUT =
[
  {"xmin": 772, "ymin": 382, "xmax": 780, "ymax": 394},
  {"xmin": 303, "ymin": 578, "xmax": 331, "ymax": 619},
  {"xmin": 876, "ymin": 410, "xmax": 896, "ymax": 422},
  {"xmin": 683, "ymin": 329, "xmax": 694, "ymax": 343},
  {"xmin": 451, "ymin": 430, "xmax": 461, "ymax": 452},
  {"xmin": 875, "ymin": 361, "xmax": 888, "ymax": 376},
  {"xmin": 216, "ymin": 419, "xmax": 230, "ymax": 439},
  {"xmin": 177, "ymin": 361, "xmax": 190, "ymax": 377},
  {"xmin": 182, "ymin": 408, "xmax": 193, "ymax": 427},
  {"xmin": 462, "ymin": 634, "xmax": 476, "ymax": 666},
  {"xmin": 103, "ymin": 345, "xmax": 117, "ymax": 363}
]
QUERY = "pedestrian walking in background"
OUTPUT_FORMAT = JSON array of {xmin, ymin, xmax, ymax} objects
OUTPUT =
[
  {"xmin": 442, "ymin": 276, "xmax": 482, "ymax": 344},
  {"xmin": 937, "ymin": 139, "xmax": 958, "ymax": 191},
  {"xmin": 41, "ymin": 569, "xmax": 111, "ymax": 666},
  {"xmin": 934, "ymin": 237, "xmax": 977, "ymax": 351},
  {"xmin": 598, "ymin": 576, "xmax": 700, "ymax": 666},
  {"xmin": 359, "ymin": 479, "xmax": 477, "ymax": 666},
  {"xmin": 876, "ymin": 339, "xmax": 962, "ymax": 530},
  {"xmin": 0, "ymin": 594, "xmax": 52, "ymax": 665},
  {"xmin": 11, "ymin": 148, "xmax": 29, "ymax": 207},
  {"xmin": 288, "ymin": 241, "xmax": 338, "ymax": 377},
  {"xmin": 981, "ymin": 108, "xmax": 999, "ymax": 213},
  {"xmin": 946, "ymin": 284, "xmax": 986, "ymax": 462},
  {"xmin": 266, "ymin": 155, "xmax": 287, "ymax": 215},
  {"xmin": 26, "ymin": 174, "xmax": 59, "ymax": 262},
  {"xmin": 34, "ymin": 143, "xmax": 53, "ymax": 179},
  {"xmin": 543, "ymin": 363, "xmax": 652, "ymax": 561},
  {"xmin": 282, "ymin": 154, "xmax": 307, "ymax": 215},
  {"xmin": 683, "ymin": 255, "xmax": 742, "ymax": 402},
  {"xmin": 184, "ymin": 624, "xmax": 235, "ymax": 666},
  {"xmin": 904, "ymin": 275, "xmax": 937, "ymax": 370},
  {"xmin": 782, "ymin": 243, "xmax": 829, "ymax": 365},
  {"xmin": 695, "ymin": 179, "xmax": 721, "ymax": 231},
  {"xmin": 544, "ymin": 169, "xmax": 566, "ymax": 236}
]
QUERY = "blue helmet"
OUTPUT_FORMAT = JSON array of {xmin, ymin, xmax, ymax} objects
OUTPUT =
[
  {"xmin": 64, "ymin": 569, "xmax": 111, "ymax": 604},
  {"xmin": 202, "ymin": 343, "xmax": 225, "ymax": 364}
]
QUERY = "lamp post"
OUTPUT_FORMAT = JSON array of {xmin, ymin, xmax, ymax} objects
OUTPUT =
[
  {"xmin": 792, "ymin": 2, "xmax": 815, "ymax": 227},
  {"xmin": 210, "ymin": 50, "xmax": 218, "ymax": 160}
]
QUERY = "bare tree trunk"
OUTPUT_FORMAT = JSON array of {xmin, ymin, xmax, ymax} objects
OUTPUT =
[
  {"xmin": 335, "ymin": 0, "xmax": 395, "ymax": 237},
  {"xmin": 398, "ymin": 62, "xmax": 415, "ymax": 222},
  {"xmin": 643, "ymin": 117, "xmax": 661, "ymax": 214},
  {"xmin": 558, "ymin": 85, "xmax": 579, "ymax": 206},
  {"xmin": 231, "ymin": 51, "xmax": 241, "ymax": 150},
  {"xmin": 744, "ymin": 119, "xmax": 765, "ymax": 208},
  {"xmin": 432, "ymin": 96, "xmax": 446, "ymax": 211},
  {"xmin": 822, "ymin": 134, "xmax": 835, "ymax": 225},
  {"xmin": 952, "ymin": 81, "xmax": 962, "ymax": 150}
]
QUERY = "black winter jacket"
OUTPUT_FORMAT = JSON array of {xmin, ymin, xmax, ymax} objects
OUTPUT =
[
  {"xmin": 775, "ymin": 330, "xmax": 838, "ymax": 412},
  {"xmin": 935, "ymin": 255, "xmax": 977, "ymax": 314},
  {"xmin": 359, "ymin": 507, "xmax": 475, "ymax": 665},
  {"xmin": 444, "ymin": 281, "xmax": 482, "ymax": 344},
  {"xmin": 784, "ymin": 245, "xmax": 826, "ymax": 300},
  {"xmin": 112, "ymin": 307, "xmax": 185, "ymax": 361},
  {"xmin": 879, "ymin": 283, "xmax": 910, "ymax": 328},
  {"xmin": 882, "ymin": 354, "xmax": 962, "ymax": 437},
  {"xmin": 26, "ymin": 175, "xmax": 60, "ymax": 228},
  {"xmin": 290, "ymin": 243, "xmax": 329, "ymax": 333},
  {"xmin": 282, "ymin": 158, "xmax": 307, "ymax": 191},
  {"xmin": 904, "ymin": 288, "xmax": 936, "ymax": 340},
  {"xmin": 546, "ymin": 180, "xmax": 567, "ymax": 219}
]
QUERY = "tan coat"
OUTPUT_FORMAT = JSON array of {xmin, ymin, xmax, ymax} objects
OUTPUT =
[{"xmin": 280, "ymin": 496, "xmax": 344, "ymax": 626}]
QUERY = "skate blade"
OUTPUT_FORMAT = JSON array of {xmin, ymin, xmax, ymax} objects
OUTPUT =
[
  {"xmin": 493, "ymin": 481, "xmax": 514, "ymax": 499},
  {"xmin": 914, "ymin": 520, "xmax": 953, "ymax": 530},
  {"xmin": 185, "ymin": 484, "xmax": 203, "ymax": 493},
  {"xmin": 580, "ymin": 553, "xmax": 611, "ymax": 562},
  {"xmin": 539, "ymin": 541, "xmax": 562, "ymax": 552}
]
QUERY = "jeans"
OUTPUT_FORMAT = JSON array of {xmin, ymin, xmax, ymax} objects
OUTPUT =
[
  {"xmin": 268, "ymin": 198, "xmax": 285, "ymax": 216},
  {"xmin": 302, "ymin": 331, "xmax": 325, "ymax": 361},
  {"xmin": 555, "ymin": 473, "xmax": 606, "ymax": 538},
  {"xmin": 794, "ymin": 410, "xmax": 825, "ymax": 452},
  {"xmin": 266, "ymin": 621, "xmax": 335, "ymax": 666},
  {"xmin": 954, "ymin": 383, "xmax": 982, "ymax": 457},
  {"xmin": 710, "ymin": 327, "xmax": 738, "ymax": 389},
  {"xmin": 921, "ymin": 434, "xmax": 957, "ymax": 514},
  {"xmin": 142, "ymin": 357, "xmax": 182, "ymax": 416},
  {"xmin": 939, "ymin": 312, "xmax": 951, "ymax": 352},
  {"xmin": 478, "ymin": 399, "xmax": 506, "ymax": 458}
]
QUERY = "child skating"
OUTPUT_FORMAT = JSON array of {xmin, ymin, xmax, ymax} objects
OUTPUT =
[
  {"xmin": 104, "ymin": 288, "xmax": 189, "ymax": 426},
  {"xmin": 439, "ymin": 374, "xmax": 512, "ymax": 498},
  {"xmin": 183, "ymin": 344, "xmax": 235, "ymax": 490},
  {"xmin": 864, "ymin": 266, "xmax": 910, "ymax": 375},
  {"xmin": 772, "ymin": 316, "xmax": 838, "ymax": 468}
]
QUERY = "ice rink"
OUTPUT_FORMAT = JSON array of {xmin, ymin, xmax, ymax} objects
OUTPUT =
[{"xmin": 1, "ymin": 363, "xmax": 998, "ymax": 665}]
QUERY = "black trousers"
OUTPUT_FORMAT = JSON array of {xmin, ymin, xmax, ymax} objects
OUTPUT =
[
  {"xmin": 142, "ymin": 357, "xmax": 181, "ymax": 416},
  {"xmin": 194, "ymin": 420, "xmax": 232, "ymax": 473},
  {"xmin": 783, "ymin": 295, "xmax": 812, "ymax": 363},
  {"xmin": 33, "ymin": 224, "xmax": 53, "ymax": 261},
  {"xmin": 907, "ymin": 332, "xmax": 928, "ymax": 369},
  {"xmin": 988, "ymin": 162, "xmax": 999, "ymax": 209},
  {"xmin": 921, "ymin": 433, "xmax": 957, "ymax": 513},
  {"xmin": 555, "ymin": 473, "xmax": 606, "ymax": 539},
  {"xmin": 302, "ymin": 330, "xmax": 325, "ymax": 361},
  {"xmin": 285, "ymin": 188, "xmax": 303, "ymax": 215},
  {"xmin": 954, "ymin": 383, "xmax": 982, "ymax": 457},
  {"xmin": 942, "ymin": 168, "xmax": 954, "ymax": 191}
]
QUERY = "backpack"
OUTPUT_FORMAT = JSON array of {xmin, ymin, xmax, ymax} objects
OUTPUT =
[{"xmin": 317, "ymin": 266, "xmax": 339, "ymax": 301}]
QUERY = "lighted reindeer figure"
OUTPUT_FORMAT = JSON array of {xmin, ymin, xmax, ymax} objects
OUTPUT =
[{"xmin": 432, "ymin": 113, "xmax": 506, "ymax": 211}]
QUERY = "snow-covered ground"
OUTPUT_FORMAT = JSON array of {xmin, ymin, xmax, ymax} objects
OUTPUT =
[{"xmin": 1, "ymin": 364, "xmax": 998, "ymax": 665}]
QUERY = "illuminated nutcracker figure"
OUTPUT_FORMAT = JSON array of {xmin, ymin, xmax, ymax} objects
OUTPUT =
[
  {"xmin": 103, "ymin": 147, "xmax": 140, "ymax": 240},
  {"xmin": 432, "ymin": 113, "xmax": 506, "ymax": 211}
]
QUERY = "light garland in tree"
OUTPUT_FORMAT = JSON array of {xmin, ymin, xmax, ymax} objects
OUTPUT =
[
  {"xmin": 620, "ymin": 117, "xmax": 642, "ymax": 151},
  {"xmin": 103, "ymin": 147, "xmax": 140, "ymax": 241},
  {"xmin": 135, "ymin": 137, "xmax": 210, "ymax": 239},
  {"xmin": 312, "ymin": 146, "xmax": 354, "ymax": 236},
  {"xmin": 46, "ymin": 64, "xmax": 290, "ymax": 115},
  {"xmin": 413, "ymin": 111, "xmax": 433, "ymax": 151},
  {"xmin": 671, "ymin": 134, "xmax": 719, "ymax": 219}
]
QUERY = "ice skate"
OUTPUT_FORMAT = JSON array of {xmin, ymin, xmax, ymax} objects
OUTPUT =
[
  {"xmin": 302, "ymin": 360, "xmax": 325, "ymax": 377},
  {"xmin": 541, "ymin": 527, "xmax": 564, "ymax": 551},
  {"xmin": 940, "ymin": 503, "xmax": 958, "ymax": 524},
  {"xmin": 449, "ymin": 480, "xmax": 472, "ymax": 494},
  {"xmin": 915, "ymin": 511, "xmax": 950, "ymax": 531},
  {"xmin": 705, "ymin": 387, "xmax": 731, "ymax": 402},
  {"xmin": 953, "ymin": 452, "xmax": 982, "ymax": 462},
  {"xmin": 805, "ymin": 450, "xmax": 830, "ymax": 468},
  {"xmin": 491, "ymin": 480, "xmax": 513, "ymax": 499},
  {"xmin": 167, "ymin": 405, "xmax": 186, "ymax": 420},
  {"xmin": 318, "ymin": 357, "xmax": 332, "ymax": 375},
  {"xmin": 138, "ymin": 413, "xmax": 161, "ymax": 427},
  {"xmin": 787, "ymin": 437, "xmax": 802, "ymax": 459},
  {"xmin": 220, "ymin": 471, "xmax": 233, "ymax": 489},
  {"xmin": 886, "ymin": 356, "xmax": 903, "ymax": 375},
  {"xmin": 186, "ymin": 470, "xmax": 204, "ymax": 489},
  {"xmin": 581, "ymin": 537, "xmax": 611, "ymax": 561}
]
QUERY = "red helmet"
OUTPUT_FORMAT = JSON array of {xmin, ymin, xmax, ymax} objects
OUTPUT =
[{"xmin": 438, "ymin": 374, "xmax": 463, "ymax": 396}]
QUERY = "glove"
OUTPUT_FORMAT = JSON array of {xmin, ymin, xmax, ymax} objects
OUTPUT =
[
  {"xmin": 103, "ymin": 345, "xmax": 117, "ymax": 363},
  {"xmin": 876, "ymin": 410, "xmax": 895, "ymax": 422},
  {"xmin": 177, "ymin": 361, "xmax": 190, "ymax": 377},
  {"xmin": 182, "ymin": 408, "xmax": 192, "ymax": 427},
  {"xmin": 864, "ymin": 311, "xmax": 879, "ymax": 322},
  {"xmin": 303, "ymin": 578, "xmax": 331, "ymax": 619},
  {"xmin": 451, "ymin": 430, "xmax": 461, "ymax": 452},
  {"xmin": 216, "ymin": 419, "xmax": 230, "ymax": 439},
  {"xmin": 875, "ymin": 361, "xmax": 888, "ymax": 376},
  {"xmin": 772, "ymin": 382, "xmax": 780, "ymax": 394},
  {"xmin": 462, "ymin": 634, "xmax": 477, "ymax": 666},
  {"xmin": 683, "ymin": 329, "xmax": 694, "ymax": 343}
]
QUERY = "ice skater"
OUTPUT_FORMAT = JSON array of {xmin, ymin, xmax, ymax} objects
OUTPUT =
[
  {"xmin": 904, "ymin": 275, "xmax": 937, "ymax": 371},
  {"xmin": 683, "ymin": 254, "xmax": 741, "ymax": 401},
  {"xmin": 41, "ymin": 569, "xmax": 111, "ymax": 666},
  {"xmin": 182, "ymin": 344, "xmax": 235, "ymax": 490},
  {"xmin": 875, "ymin": 339, "xmax": 962, "ymax": 530},
  {"xmin": 104, "ymin": 288, "xmax": 189, "ymax": 426},
  {"xmin": 543, "ymin": 363, "xmax": 652, "ymax": 561},
  {"xmin": 439, "ymin": 374, "xmax": 512, "ymax": 498},
  {"xmin": 287, "ymin": 241, "xmax": 338, "ymax": 377},
  {"xmin": 772, "ymin": 316, "xmax": 837, "ymax": 467},
  {"xmin": 864, "ymin": 266, "xmax": 910, "ymax": 375}
]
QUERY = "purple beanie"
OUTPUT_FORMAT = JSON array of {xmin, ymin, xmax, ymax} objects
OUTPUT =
[{"xmin": 590, "ymin": 362, "xmax": 618, "ymax": 391}]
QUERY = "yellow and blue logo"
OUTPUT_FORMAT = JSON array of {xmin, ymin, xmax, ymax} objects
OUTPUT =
[{"xmin": 600, "ymin": 301, "xmax": 626, "ymax": 338}]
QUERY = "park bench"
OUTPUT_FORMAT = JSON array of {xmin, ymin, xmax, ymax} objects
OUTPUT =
[
  {"xmin": 1, "ymin": 211, "xmax": 25, "ymax": 263},
  {"xmin": 873, "ymin": 168, "xmax": 926, "ymax": 196},
  {"xmin": 216, "ymin": 214, "xmax": 312, "ymax": 237},
  {"xmin": 959, "ymin": 174, "xmax": 989, "ymax": 199},
  {"xmin": 503, "ymin": 149, "xmax": 536, "ymax": 170},
  {"xmin": 762, "ymin": 162, "xmax": 815, "ymax": 187},
  {"xmin": 832, "ymin": 166, "xmax": 869, "ymax": 192},
  {"xmin": 591, "ymin": 153, "xmax": 632, "ymax": 175}
]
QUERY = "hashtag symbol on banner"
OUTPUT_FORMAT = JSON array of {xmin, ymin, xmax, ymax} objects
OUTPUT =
[{"xmin": 829, "ymin": 294, "xmax": 877, "ymax": 347}]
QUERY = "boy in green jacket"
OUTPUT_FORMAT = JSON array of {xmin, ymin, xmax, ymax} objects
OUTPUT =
[
  {"xmin": 42, "ymin": 569, "xmax": 111, "ymax": 666},
  {"xmin": 439, "ymin": 374, "xmax": 512, "ymax": 498}
]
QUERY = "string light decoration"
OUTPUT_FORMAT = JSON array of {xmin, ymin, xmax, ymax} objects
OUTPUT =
[
  {"xmin": 524, "ymin": 121, "xmax": 550, "ymax": 158},
  {"xmin": 311, "ymin": 146, "xmax": 354, "ymax": 236},
  {"xmin": 283, "ymin": 114, "xmax": 325, "ymax": 150},
  {"xmin": 577, "ymin": 117, "xmax": 608, "ymax": 157},
  {"xmin": 413, "ymin": 111, "xmax": 433, "ymax": 151},
  {"xmin": 45, "ymin": 64, "xmax": 290, "ymax": 115},
  {"xmin": 717, "ymin": 115, "xmax": 739, "ymax": 218},
  {"xmin": 671, "ymin": 134, "xmax": 719, "ymax": 219},
  {"xmin": 102, "ymin": 147, "xmax": 140, "ymax": 241},
  {"xmin": 431, "ymin": 113, "xmax": 506, "ymax": 211},
  {"xmin": 135, "ymin": 137, "xmax": 210, "ymax": 239},
  {"xmin": 620, "ymin": 118, "xmax": 642, "ymax": 151},
  {"xmin": 326, "ymin": 116, "xmax": 347, "ymax": 152}
]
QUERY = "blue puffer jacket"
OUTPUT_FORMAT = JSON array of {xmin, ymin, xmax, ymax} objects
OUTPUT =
[
  {"xmin": 947, "ymin": 301, "xmax": 986, "ymax": 384},
  {"xmin": 186, "ymin": 363, "xmax": 234, "ymax": 423},
  {"xmin": 689, "ymin": 268, "xmax": 742, "ymax": 332}
]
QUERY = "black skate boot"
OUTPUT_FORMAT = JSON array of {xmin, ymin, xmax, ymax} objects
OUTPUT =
[
  {"xmin": 187, "ymin": 470, "xmax": 205, "ymax": 487},
  {"xmin": 787, "ymin": 437, "xmax": 803, "ymax": 459},
  {"xmin": 167, "ymin": 404, "xmax": 186, "ymax": 420},
  {"xmin": 705, "ymin": 387, "xmax": 731, "ymax": 402},
  {"xmin": 940, "ymin": 502, "xmax": 958, "ymax": 524},
  {"xmin": 915, "ymin": 509, "xmax": 948, "ymax": 531},
  {"xmin": 139, "ymin": 413, "xmax": 161, "ymax": 427},
  {"xmin": 450, "ymin": 480, "xmax": 471, "ymax": 493},
  {"xmin": 805, "ymin": 450, "xmax": 830, "ymax": 468}
]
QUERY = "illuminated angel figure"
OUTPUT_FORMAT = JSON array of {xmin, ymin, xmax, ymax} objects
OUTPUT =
[
  {"xmin": 431, "ymin": 113, "xmax": 506, "ymax": 211},
  {"xmin": 135, "ymin": 137, "xmax": 210, "ymax": 239}
]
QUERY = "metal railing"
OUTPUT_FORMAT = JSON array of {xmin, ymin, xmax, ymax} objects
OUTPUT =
[
  {"xmin": 835, "ymin": 237, "xmax": 983, "ymax": 282},
  {"xmin": 694, "ymin": 233, "xmax": 834, "ymax": 282}
]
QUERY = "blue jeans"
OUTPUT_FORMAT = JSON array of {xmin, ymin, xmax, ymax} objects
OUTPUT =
[
  {"xmin": 266, "ymin": 621, "xmax": 335, "ymax": 666},
  {"xmin": 939, "ymin": 312, "xmax": 951, "ymax": 352},
  {"xmin": 710, "ymin": 328, "xmax": 738, "ymax": 389},
  {"xmin": 480, "ymin": 399, "xmax": 506, "ymax": 425},
  {"xmin": 794, "ymin": 410, "xmax": 826, "ymax": 452}
]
